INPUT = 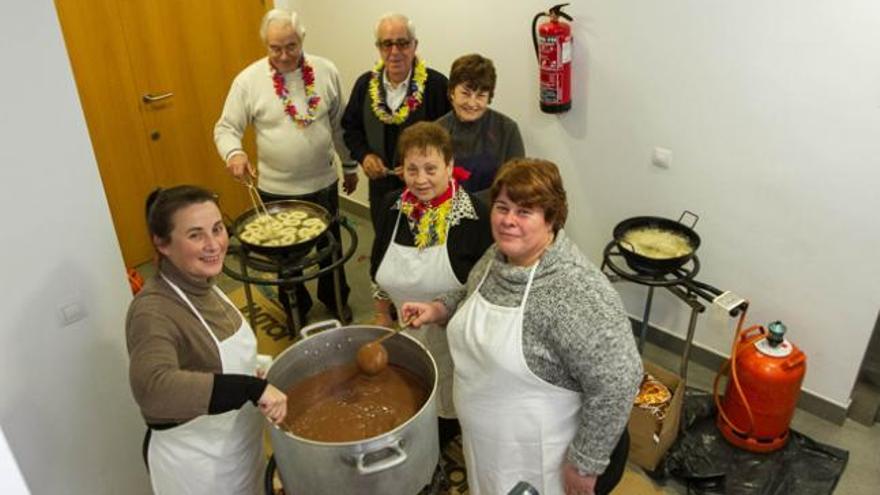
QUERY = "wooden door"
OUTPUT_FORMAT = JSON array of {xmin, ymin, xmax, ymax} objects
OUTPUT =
[
  {"xmin": 55, "ymin": 0, "xmax": 159, "ymax": 265},
  {"xmin": 55, "ymin": 0, "xmax": 268, "ymax": 266}
]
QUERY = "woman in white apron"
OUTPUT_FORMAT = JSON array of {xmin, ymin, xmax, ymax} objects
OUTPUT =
[
  {"xmin": 126, "ymin": 186, "xmax": 288, "ymax": 495},
  {"xmin": 402, "ymin": 160, "xmax": 642, "ymax": 495},
  {"xmin": 371, "ymin": 122, "xmax": 493, "ymax": 449}
]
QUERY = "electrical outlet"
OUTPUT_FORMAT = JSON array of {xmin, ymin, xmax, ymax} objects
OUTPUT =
[
  {"xmin": 652, "ymin": 147, "xmax": 672, "ymax": 168},
  {"xmin": 58, "ymin": 300, "xmax": 87, "ymax": 326}
]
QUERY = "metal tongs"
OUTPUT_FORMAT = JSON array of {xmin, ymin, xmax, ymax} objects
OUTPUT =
[{"xmin": 242, "ymin": 176, "xmax": 271, "ymax": 219}]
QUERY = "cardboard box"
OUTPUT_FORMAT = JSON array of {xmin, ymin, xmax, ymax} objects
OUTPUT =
[{"xmin": 627, "ymin": 360, "xmax": 685, "ymax": 471}]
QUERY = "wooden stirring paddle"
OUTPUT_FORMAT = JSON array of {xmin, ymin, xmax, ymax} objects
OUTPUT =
[{"xmin": 356, "ymin": 315, "xmax": 415, "ymax": 375}]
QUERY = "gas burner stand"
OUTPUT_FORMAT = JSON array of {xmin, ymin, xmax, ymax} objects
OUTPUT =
[
  {"xmin": 223, "ymin": 217, "xmax": 358, "ymax": 337},
  {"xmin": 602, "ymin": 241, "xmax": 742, "ymax": 382}
]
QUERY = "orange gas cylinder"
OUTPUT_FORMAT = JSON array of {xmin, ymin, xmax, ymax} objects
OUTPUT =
[{"xmin": 714, "ymin": 321, "xmax": 806, "ymax": 453}]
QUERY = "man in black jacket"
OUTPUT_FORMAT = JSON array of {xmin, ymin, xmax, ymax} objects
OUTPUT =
[{"xmin": 342, "ymin": 12, "xmax": 451, "ymax": 228}]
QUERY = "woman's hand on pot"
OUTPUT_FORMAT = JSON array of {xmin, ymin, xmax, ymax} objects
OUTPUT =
[
  {"xmin": 562, "ymin": 462, "xmax": 597, "ymax": 495},
  {"xmin": 400, "ymin": 301, "xmax": 448, "ymax": 328},
  {"xmin": 258, "ymin": 384, "xmax": 287, "ymax": 425}
]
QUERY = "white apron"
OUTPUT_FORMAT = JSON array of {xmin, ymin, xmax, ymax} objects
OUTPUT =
[
  {"xmin": 447, "ymin": 260, "xmax": 582, "ymax": 495},
  {"xmin": 148, "ymin": 275, "xmax": 264, "ymax": 495},
  {"xmin": 374, "ymin": 205, "xmax": 463, "ymax": 418}
]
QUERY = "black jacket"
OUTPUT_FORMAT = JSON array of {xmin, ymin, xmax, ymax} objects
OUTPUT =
[{"xmin": 342, "ymin": 66, "xmax": 451, "ymax": 168}]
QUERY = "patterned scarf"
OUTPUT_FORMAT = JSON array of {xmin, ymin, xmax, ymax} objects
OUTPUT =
[{"xmin": 399, "ymin": 167, "xmax": 471, "ymax": 249}]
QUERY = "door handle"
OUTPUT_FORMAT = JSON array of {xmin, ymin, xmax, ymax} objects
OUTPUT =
[{"xmin": 142, "ymin": 92, "xmax": 174, "ymax": 103}]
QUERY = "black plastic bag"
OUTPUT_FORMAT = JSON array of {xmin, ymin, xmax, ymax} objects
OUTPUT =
[{"xmin": 653, "ymin": 388, "xmax": 849, "ymax": 495}]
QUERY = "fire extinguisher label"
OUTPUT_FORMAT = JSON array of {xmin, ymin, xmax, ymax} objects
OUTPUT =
[
  {"xmin": 561, "ymin": 39, "xmax": 572, "ymax": 64},
  {"xmin": 539, "ymin": 36, "xmax": 560, "ymax": 69},
  {"xmin": 539, "ymin": 36, "xmax": 563, "ymax": 103},
  {"xmin": 540, "ymin": 75, "xmax": 560, "ymax": 103}
]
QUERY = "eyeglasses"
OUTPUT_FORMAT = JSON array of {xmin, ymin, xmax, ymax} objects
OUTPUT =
[
  {"xmin": 268, "ymin": 44, "xmax": 299, "ymax": 56},
  {"xmin": 376, "ymin": 38, "xmax": 414, "ymax": 51}
]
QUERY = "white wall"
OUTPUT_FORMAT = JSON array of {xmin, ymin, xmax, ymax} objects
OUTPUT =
[
  {"xmin": 0, "ymin": 2, "xmax": 150, "ymax": 493},
  {"xmin": 284, "ymin": 0, "xmax": 880, "ymax": 408},
  {"xmin": 0, "ymin": 428, "xmax": 29, "ymax": 494}
]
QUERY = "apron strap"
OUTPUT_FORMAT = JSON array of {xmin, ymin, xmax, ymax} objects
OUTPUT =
[
  {"xmin": 160, "ymin": 273, "xmax": 223, "ymax": 348},
  {"xmin": 475, "ymin": 258, "xmax": 495, "ymax": 291},
  {"xmin": 389, "ymin": 203, "xmax": 403, "ymax": 242},
  {"xmin": 211, "ymin": 286, "xmax": 246, "ymax": 321},
  {"xmin": 519, "ymin": 261, "xmax": 540, "ymax": 308},
  {"xmin": 474, "ymin": 257, "xmax": 540, "ymax": 309}
]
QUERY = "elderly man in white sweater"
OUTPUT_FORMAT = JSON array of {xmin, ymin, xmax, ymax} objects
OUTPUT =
[{"xmin": 214, "ymin": 9, "xmax": 356, "ymax": 323}]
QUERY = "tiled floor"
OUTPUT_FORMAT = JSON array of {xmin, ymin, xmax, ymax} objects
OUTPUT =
[{"xmin": 139, "ymin": 205, "xmax": 880, "ymax": 494}]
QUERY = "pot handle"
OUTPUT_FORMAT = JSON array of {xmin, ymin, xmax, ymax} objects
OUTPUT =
[
  {"xmin": 617, "ymin": 239, "xmax": 637, "ymax": 254},
  {"xmin": 355, "ymin": 440, "xmax": 408, "ymax": 475},
  {"xmin": 299, "ymin": 319, "xmax": 342, "ymax": 339},
  {"xmin": 677, "ymin": 210, "xmax": 699, "ymax": 229}
]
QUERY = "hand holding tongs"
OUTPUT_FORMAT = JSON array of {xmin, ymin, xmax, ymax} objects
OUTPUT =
[{"xmin": 241, "ymin": 175, "xmax": 271, "ymax": 219}]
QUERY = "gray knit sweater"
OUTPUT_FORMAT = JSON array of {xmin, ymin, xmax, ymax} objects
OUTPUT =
[
  {"xmin": 440, "ymin": 230, "xmax": 642, "ymax": 475},
  {"xmin": 436, "ymin": 108, "xmax": 524, "ymax": 193}
]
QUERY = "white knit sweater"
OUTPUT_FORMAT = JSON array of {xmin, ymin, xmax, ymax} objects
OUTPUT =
[{"xmin": 214, "ymin": 54, "xmax": 354, "ymax": 195}]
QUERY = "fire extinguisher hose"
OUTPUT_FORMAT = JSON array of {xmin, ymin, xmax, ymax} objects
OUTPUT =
[
  {"xmin": 713, "ymin": 307, "xmax": 761, "ymax": 437},
  {"xmin": 531, "ymin": 12, "xmax": 545, "ymax": 62}
]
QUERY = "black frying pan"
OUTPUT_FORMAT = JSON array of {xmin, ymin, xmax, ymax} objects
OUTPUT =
[
  {"xmin": 612, "ymin": 211, "xmax": 701, "ymax": 275},
  {"xmin": 231, "ymin": 199, "xmax": 331, "ymax": 259}
]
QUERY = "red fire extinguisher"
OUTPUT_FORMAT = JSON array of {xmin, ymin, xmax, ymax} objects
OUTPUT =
[
  {"xmin": 714, "ymin": 318, "xmax": 807, "ymax": 453},
  {"xmin": 532, "ymin": 3, "xmax": 573, "ymax": 113}
]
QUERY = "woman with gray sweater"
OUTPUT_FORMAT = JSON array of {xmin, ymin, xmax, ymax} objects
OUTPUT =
[{"xmin": 403, "ymin": 159, "xmax": 641, "ymax": 495}]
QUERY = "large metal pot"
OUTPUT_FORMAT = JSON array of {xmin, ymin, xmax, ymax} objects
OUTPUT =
[{"xmin": 266, "ymin": 320, "xmax": 439, "ymax": 495}]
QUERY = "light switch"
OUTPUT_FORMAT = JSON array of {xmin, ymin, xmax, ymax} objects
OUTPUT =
[{"xmin": 652, "ymin": 147, "xmax": 672, "ymax": 169}]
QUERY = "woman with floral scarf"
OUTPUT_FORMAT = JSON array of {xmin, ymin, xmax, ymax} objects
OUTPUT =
[{"xmin": 370, "ymin": 121, "xmax": 493, "ymax": 451}]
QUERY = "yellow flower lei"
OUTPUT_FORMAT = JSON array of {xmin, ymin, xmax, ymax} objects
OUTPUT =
[
  {"xmin": 399, "ymin": 199, "xmax": 452, "ymax": 249},
  {"xmin": 368, "ymin": 58, "xmax": 428, "ymax": 125}
]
